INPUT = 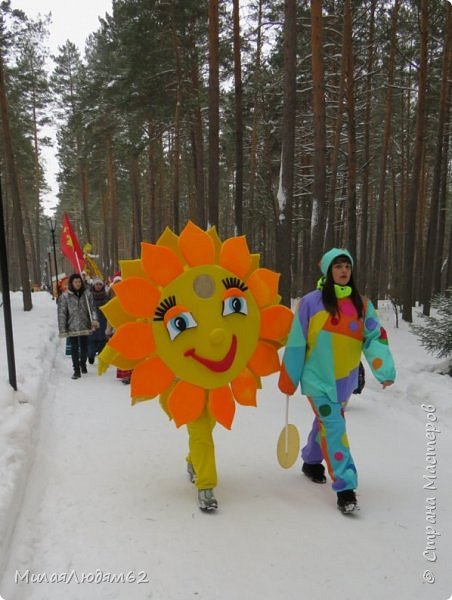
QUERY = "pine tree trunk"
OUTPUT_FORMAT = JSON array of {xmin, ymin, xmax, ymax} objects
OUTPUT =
[
  {"xmin": 415, "ymin": 147, "xmax": 427, "ymax": 303},
  {"xmin": 370, "ymin": 0, "xmax": 400, "ymax": 305},
  {"xmin": 402, "ymin": 0, "xmax": 428, "ymax": 322},
  {"xmin": 397, "ymin": 74, "xmax": 409, "ymax": 294},
  {"xmin": 309, "ymin": 0, "xmax": 327, "ymax": 285},
  {"xmin": 79, "ymin": 159, "xmax": 91, "ymax": 242},
  {"xmin": 130, "ymin": 154, "xmax": 142, "ymax": 257},
  {"xmin": 275, "ymin": 0, "xmax": 296, "ymax": 307},
  {"xmin": 359, "ymin": 0, "xmax": 376, "ymax": 290},
  {"xmin": 106, "ymin": 134, "xmax": 118, "ymax": 272},
  {"xmin": 31, "ymin": 103, "xmax": 41, "ymax": 284},
  {"xmin": 208, "ymin": 0, "xmax": 219, "ymax": 228},
  {"xmin": 21, "ymin": 188, "xmax": 39, "ymax": 285},
  {"xmin": 436, "ymin": 110, "xmax": 450, "ymax": 292},
  {"xmin": 422, "ymin": 3, "xmax": 451, "ymax": 315},
  {"xmin": 146, "ymin": 121, "xmax": 156, "ymax": 241},
  {"xmin": 101, "ymin": 190, "xmax": 109, "ymax": 275},
  {"xmin": 188, "ymin": 33, "xmax": 206, "ymax": 229},
  {"xmin": 233, "ymin": 0, "xmax": 243, "ymax": 235},
  {"xmin": 156, "ymin": 133, "xmax": 165, "ymax": 233},
  {"xmin": 248, "ymin": 0, "xmax": 263, "ymax": 238},
  {"xmin": 170, "ymin": 12, "xmax": 182, "ymax": 232},
  {"xmin": 325, "ymin": 13, "xmax": 346, "ymax": 250},
  {"xmin": 343, "ymin": 0, "xmax": 357, "ymax": 260},
  {"xmin": 0, "ymin": 52, "xmax": 32, "ymax": 310}
]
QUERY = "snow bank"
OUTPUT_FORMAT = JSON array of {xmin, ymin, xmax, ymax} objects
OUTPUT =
[{"xmin": 0, "ymin": 293, "xmax": 58, "ymax": 573}]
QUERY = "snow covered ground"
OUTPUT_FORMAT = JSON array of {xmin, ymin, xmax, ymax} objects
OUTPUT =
[{"xmin": 0, "ymin": 291, "xmax": 451, "ymax": 600}]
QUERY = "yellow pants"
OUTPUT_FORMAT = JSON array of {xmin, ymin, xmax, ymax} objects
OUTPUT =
[{"xmin": 186, "ymin": 408, "xmax": 217, "ymax": 490}]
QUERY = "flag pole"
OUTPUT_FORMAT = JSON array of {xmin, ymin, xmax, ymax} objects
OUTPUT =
[{"xmin": 74, "ymin": 245, "xmax": 94, "ymax": 324}]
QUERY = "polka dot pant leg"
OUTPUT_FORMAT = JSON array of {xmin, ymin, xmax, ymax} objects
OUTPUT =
[
  {"xmin": 308, "ymin": 396, "xmax": 357, "ymax": 491},
  {"xmin": 301, "ymin": 415, "xmax": 324, "ymax": 464}
]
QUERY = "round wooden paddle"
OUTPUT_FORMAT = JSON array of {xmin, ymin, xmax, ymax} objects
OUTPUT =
[{"xmin": 277, "ymin": 395, "xmax": 300, "ymax": 468}]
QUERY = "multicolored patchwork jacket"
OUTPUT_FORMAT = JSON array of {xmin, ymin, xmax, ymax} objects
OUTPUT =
[{"xmin": 278, "ymin": 290, "xmax": 396, "ymax": 403}]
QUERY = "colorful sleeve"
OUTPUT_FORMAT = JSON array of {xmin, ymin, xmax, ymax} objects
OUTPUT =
[
  {"xmin": 362, "ymin": 299, "xmax": 396, "ymax": 383},
  {"xmin": 278, "ymin": 298, "xmax": 308, "ymax": 395}
]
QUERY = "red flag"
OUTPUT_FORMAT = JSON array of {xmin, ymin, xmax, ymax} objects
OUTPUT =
[{"xmin": 60, "ymin": 212, "xmax": 86, "ymax": 273}]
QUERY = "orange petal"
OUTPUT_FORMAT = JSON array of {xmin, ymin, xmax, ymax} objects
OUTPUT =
[
  {"xmin": 178, "ymin": 221, "xmax": 215, "ymax": 266},
  {"xmin": 167, "ymin": 381, "xmax": 206, "ymax": 427},
  {"xmin": 247, "ymin": 341, "xmax": 281, "ymax": 376},
  {"xmin": 246, "ymin": 268, "xmax": 280, "ymax": 308},
  {"xmin": 208, "ymin": 386, "xmax": 236, "ymax": 430},
  {"xmin": 131, "ymin": 356, "xmax": 175, "ymax": 400},
  {"xmin": 231, "ymin": 368, "xmax": 257, "ymax": 407},
  {"xmin": 219, "ymin": 236, "xmax": 252, "ymax": 281},
  {"xmin": 259, "ymin": 305, "xmax": 294, "ymax": 341},
  {"xmin": 141, "ymin": 242, "xmax": 184, "ymax": 286},
  {"xmin": 113, "ymin": 277, "xmax": 160, "ymax": 318},
  {"xmin": 108, "ymin": 322, "xmax": 155, "ymax": 360}
]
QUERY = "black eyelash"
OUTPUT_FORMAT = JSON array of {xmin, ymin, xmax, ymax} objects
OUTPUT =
[
  {"xmin": 154, "ymin": 295, "xmax": 176, "ymax": 321},
  {"xmin": 222, "ymin": 277, "xmax": 248, "ymax": 292}
]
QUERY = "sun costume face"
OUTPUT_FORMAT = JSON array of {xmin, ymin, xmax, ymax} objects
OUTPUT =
[{"xmin": 98, "ymin": 221, "xmax": 293, "ymax": 430}]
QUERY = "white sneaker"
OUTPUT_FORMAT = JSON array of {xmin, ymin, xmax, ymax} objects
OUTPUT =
[{"xmin": 197, "ymin": 488, "xmax": 218, "ymax": 511}]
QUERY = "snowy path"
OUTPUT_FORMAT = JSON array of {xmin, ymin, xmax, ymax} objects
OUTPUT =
[{"xmin": 1, "ymin": 297, "xmax": 452, "ymax": 600}]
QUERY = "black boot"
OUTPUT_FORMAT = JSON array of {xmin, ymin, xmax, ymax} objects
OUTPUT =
[
  {"xmin": 337, "ymin": 490, "xmax": 359, "ymax": 514},
  {"xmin": 80, "ymin": 362, "xmax": 87, "ymax": 374},
  {"xmin": 72, "ymin": 369, "xmax": 81, "ymax": 380},
  {"xmin": 302, "ymin": 462, "xmax": 326, "ymax": 484}
]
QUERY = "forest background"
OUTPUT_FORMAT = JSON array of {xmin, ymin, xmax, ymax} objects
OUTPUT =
[{"xmin": 0, "ymin": 0, "xmax": 451, "ymax": 323}]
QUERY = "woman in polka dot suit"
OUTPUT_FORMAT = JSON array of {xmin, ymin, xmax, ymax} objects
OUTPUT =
[{"xmin": 278, "ymin": 248, "xmax": 395, "ymax": 513}]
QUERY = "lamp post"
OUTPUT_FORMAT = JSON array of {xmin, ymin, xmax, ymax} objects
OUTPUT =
[
  {"xmin": 48, "ymin": 217, "xmax": 60, "ymax": 298},
  {"xmin": 0, "ymin": 174, "xmax": 17, "ymax": 390},
  {"xmin": 47, "ymin": 248, "xmax": 52, "ymax": 293}
]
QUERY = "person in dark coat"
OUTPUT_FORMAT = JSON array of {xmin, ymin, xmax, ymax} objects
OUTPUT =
[
  {"xmin": 57, "ymin": 273, "xmax": 98, "ymax": 379},
  {"xmin": 88, "ymin": 277, "xmax": 111, "ymax": 365}
]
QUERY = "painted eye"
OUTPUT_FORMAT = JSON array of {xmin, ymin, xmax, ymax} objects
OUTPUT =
[
  {"xmin": 166, "ymin": 311, "xmax": 197, "ymax": 341},
  {"xmin": 223, "ymin": 296, "xmax": 248, "ymax": 316}
]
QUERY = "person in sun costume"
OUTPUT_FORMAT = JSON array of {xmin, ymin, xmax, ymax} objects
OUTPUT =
[
  {"xmin": 278, "ymin": 248, "xmax": 395, "ymax": 514},
  {"xmin": 98, "ymin": 221, "xmax": 293, "ymax": 511}
]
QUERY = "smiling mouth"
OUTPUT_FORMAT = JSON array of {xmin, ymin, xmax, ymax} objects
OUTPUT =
[{"xmin": 184, "ymin": 335, "xmax": 237, "ymax": 372}]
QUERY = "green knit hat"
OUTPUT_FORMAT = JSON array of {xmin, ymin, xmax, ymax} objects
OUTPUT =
[{"xmin": 320, "ymin": 248, "xmax": 354, "ymax": 276}]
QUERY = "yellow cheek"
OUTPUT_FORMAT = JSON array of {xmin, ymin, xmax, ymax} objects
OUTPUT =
[{"xmin": 152, "ymin": 266, "xmax": 260, "ymax": 389}]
